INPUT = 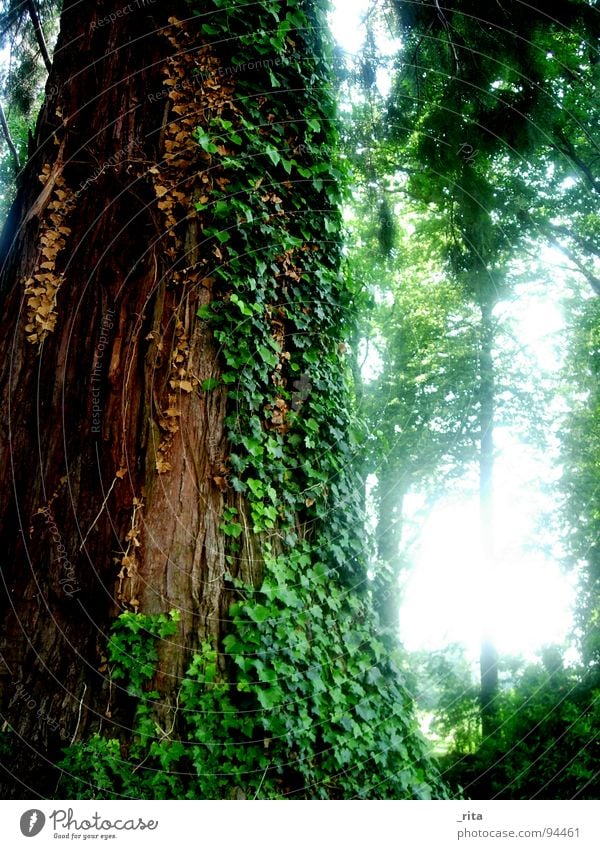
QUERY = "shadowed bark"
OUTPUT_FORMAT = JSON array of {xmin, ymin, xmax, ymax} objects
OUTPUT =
[{"xmin": 0, "ymin": 1, "xmax": 260, "ymax": 796}]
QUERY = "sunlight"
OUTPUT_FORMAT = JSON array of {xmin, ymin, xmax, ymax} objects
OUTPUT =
[
  {"xmin": 330, "ymin": 0, "xmax": 400, "ymax": 96},
  {"xmin": 329, "ymin": 0, "xmax": 371, "ymax": 55},
  {"xmin": 328, "ymin": 3, "xmax": 579, "ymax": 670},
  {"xmin": 399, "ymin": 436, "xmax": 577, "ymax": 664}
]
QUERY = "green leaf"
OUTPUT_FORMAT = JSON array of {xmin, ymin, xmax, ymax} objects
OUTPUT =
[
  {"xmin": 196, "ymin": 304, "xmax": 213, "ymax": 320},
  {"xmin": 266, "ymin": 147, "xmax": 281, "ymax": 167},
  {"xmin": 257, "ymin": 687, "xmax": 281, "ymax": 710},
  {"xmin": 247, "ymin": 604, "xmax": 271, "ymax": 624},
  {"xmin": 258, "ymin": 345, "xmax": 278, "ymax": 367},
  {"xmin": 222, "ymin": 522, "xmax": 243, "ymax": 538},
  {"xmin": 247, "ymin": 478, "xmax": 265, "ymax": 499}
]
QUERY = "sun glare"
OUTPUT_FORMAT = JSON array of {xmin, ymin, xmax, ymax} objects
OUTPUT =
[{"xmin": 330, "ymin": 0, "xmax": 578, "ymax": 667}]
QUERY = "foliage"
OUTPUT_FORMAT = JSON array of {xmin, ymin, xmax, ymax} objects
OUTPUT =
[
  {"xmin": 389, "ymin": 0, "xmax": 600, "ymax": 293},
  {"xmin": 560, "ymin": 293, "xmax": 600, "ymax": 665},
  {"xmin": 59, "ymin": 579, "xmax": 448, "ymax": 799},
  {"xmin": 439, "ymin": 654, "xmax": 600, "ymax": 799},
  {"xmin": 359, "ymin": 227, "xmax": 481, "ymax": 493},
  {"xmin": 107, "ymin": 610, "xmax": 181, "ymax": 699},
  {"xmin": 411, "ymin": 644, "xmax": 600, "ymax": 799},
  {"xmin": 411, "ymin": 646, "xmax": 481, "ymax": 756},
  {"xmin": 0, "ymin": 0, "xmax": 60, "ymax": 217}
]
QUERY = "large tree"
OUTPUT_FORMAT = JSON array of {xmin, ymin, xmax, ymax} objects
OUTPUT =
[{"xmin": 0, "ymin": 0, "xmax": 445, "ymax": 800}]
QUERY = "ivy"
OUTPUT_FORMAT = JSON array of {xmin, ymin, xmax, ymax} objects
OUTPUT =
[
  {"xmin": 107, "ymin": 610, "xmax": 180, "ymax": 699},
  {"xmin": 57, "ymin": 0, "xmax": 451, "ymax": 800},
  {"xmin": 59, "ymin": 556, "xmax": 448, "ymax": 799}
]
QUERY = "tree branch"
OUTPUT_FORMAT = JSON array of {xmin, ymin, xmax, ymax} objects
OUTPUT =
[
  {"xmin": 554, "ymin": 129, "xmax": 600, "ymax": 196},
  {"xmin": 434, "ymin": 0, "xmax": 460, "ymax": 72},
  {"xmin": 544, "ymin": 221, "xmax": 600, "ymax": 261},
  {"xmin": 26, "ymin": 0, "xmax": 52, "ymax": 74},
  {"xmin": 0, "ymin": 100, "xmax": 20, "ymax": 174},
  {"xmin": 547, "ymin": 232, "xmax": 600, "ymax": 295}
]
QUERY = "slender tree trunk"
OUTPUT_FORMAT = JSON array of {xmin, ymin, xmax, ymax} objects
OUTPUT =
[
  {"xmin": 0, "ymin": 1, "xmax": 261, "ymax": 797},
  {"xmin": 0, "ymin": 101, "xmax": 20, "ymax": 174},
  {"xmin": 375, "ymin": 470, "xmax": 406, "ymax": 631},
  {"xmin": 478, "ymin": 287, "xmax": 498, "ymax": 737},
  {"xmin": 26, "ymin": 0, "xmax": 52, "ymax": 74}
]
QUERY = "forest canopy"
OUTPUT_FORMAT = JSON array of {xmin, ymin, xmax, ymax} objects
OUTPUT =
[{"xmin": 0, "ymin": 0, "xmax": 598, "ymax": 802}]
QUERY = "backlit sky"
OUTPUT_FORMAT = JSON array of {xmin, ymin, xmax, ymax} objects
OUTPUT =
[{"xmin": 330, "ymin": 1, "xmax": 577, "ymax": 665}]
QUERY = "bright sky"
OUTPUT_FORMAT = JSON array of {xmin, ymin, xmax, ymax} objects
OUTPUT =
[
  {"xmin": 400, "ymin": 439, "xmax": 576, "ymax": 665},
  {"xmin": 330, "ymin": 0, "xmax": 371, "ymax": 55},
  {"xmin": 330, "ymin": 1, "xmax": 578, "ymax": 666},
  {"xmin": 397, "ymin": 269, "xmax": 577, "ymax": 665}
]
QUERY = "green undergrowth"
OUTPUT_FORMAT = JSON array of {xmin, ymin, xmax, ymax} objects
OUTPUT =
[{"xmin": 58, "ymin": 561, "xmax": 448, "ymax": 798}]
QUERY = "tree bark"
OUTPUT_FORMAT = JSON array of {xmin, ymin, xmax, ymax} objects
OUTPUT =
[{"xmin": 0, "ymin": 0, "xmax": 259, "ymax": 797}]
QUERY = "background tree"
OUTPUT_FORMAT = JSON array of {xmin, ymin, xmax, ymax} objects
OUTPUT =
[
  {"xmin": 0, "ymin": 0, "xmax": 59, "ymax": 216},
  {"xmin": 378, "ymin": 0, "xmax": 600, "ymax": 737},
  {"xmin": 347, "ymin": 194, "xmax": 480, "ymax": 630},
  {"xmin": 438, "ymin": 647, "xmax": 600, "ymax": 799},
  {"xmin": 561, "ymin": 293, "xmax": 600, "ymax": 667},
  {"xmin": 0, "ymin": 0, "xmax": 447, "ymax": 800}
]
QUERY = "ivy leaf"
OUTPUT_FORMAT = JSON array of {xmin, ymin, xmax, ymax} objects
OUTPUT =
[
  {"xmin": 222, "ymin": 522, "xmax": 243, "ymax": 538},
  {"xmin": 196, "ymin": 304, "xmax": 212, "ymax": 320},
  {"xmin": 247, "ymin": 604, "xmax": 271, "ymax": 624},
  {"xmin": 257, "ymin": 687, "xmax": 281, "ymax": 710},
  {"xmin": 230, "ymin": 293, "xmax": 253, "ymax": 316},
  {"xmin": 258, "ymin": 345, "xmax": 278, "ymax": 367},
  {"xmin": 247, "ymin": 478, "xmax": 265, "ymax": 499},
  {"xmin": 266, "ymin": 147, "xmax": 281, "ymax": 167}
]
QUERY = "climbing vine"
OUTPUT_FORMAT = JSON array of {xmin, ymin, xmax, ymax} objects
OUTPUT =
[
  {"xmin": 24, "ymin": 161, "xmax": 75, "ymax": 346},
  {"xmin": 58, "ymin": 0, "xmax": 450, "ymax": 800}
]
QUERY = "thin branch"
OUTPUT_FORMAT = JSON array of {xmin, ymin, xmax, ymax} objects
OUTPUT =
[
  {"xmin": 79, "ymin": 475, "xmax": 118, "ymax": 551},
  {"xmin": 544, "ymin": 221, "xmax": 600, "ymax": 261},
  {"xmin": 547, "ymin": 232, "xmax": 600, "ymax": 295},
  {"xmin": 0, "ymin": 99, "xmax": 20, "ymax": 173},
  {"xmin": 434, "ymin": 0, "xmax": 460, "ymax": 72},
  {"xmin": 70, "ymin": 683, "xmax": 87, "ymax": 745},
  {"xmin": 554, "ymin": 129, "xmax": 600, "ymax": 196},
  {"xmin": 26, "ymin": 0, "xmax": 52, "ymax": 74}
]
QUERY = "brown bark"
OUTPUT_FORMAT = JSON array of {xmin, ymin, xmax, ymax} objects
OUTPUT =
[{"xmin": 0, "ymin": 1, "xmax": 256, "ymax": 796}]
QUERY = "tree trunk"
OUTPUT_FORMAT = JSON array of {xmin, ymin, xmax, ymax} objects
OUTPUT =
[
  {"xmin": 478, "ymin": 287, "xmax": 499, "ymax": 738},
  {"xmin": 0, "ymin": 0, "xmax": 261, "ymax": 797},
  {"xmin": 375, "ymin": 471, "xmax": 405, "ymax": 632}
]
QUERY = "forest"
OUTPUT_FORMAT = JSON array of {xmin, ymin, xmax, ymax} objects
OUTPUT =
[{"xmin": 0, "ymin": 0, "xmax": 597, "ymax": 801}]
